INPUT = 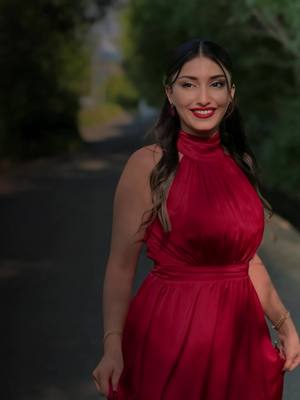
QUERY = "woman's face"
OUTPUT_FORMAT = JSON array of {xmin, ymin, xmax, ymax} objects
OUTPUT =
[{"xmin": 165, "ymin": 55, "xmax": 235, "ymax": 137}]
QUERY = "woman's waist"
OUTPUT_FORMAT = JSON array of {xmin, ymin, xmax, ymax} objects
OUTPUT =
[{"xmin": 150, "ymin": 261, "xmax": 249, "ymax": 281}]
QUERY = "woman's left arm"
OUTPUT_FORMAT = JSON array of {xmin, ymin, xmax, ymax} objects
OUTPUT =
[{"xmin": 249, "ymin": 253, "xmax": 300, "ymax": 372}]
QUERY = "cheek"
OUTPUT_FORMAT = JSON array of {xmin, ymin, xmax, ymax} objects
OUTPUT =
[
  {"xmin": 213, "ymin": 92, "xmax": 231, "ymax": 107},
  {"xmin": 172, "ymin": 88, "xmax": 195, "ymax": 106}
]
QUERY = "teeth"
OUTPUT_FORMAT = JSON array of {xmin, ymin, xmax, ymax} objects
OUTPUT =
[{"xmin": 193, "ymin": 110, "xmax": 214, "ymax": 115}]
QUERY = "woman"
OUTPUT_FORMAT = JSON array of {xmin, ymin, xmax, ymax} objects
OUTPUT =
[{"xmin": 92, "ymin": 38, "xmax": 300, "ymax": 399}]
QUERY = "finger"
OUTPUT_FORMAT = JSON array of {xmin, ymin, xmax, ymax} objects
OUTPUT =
[
  {"xmin": 111, "ymin": 368, "xmax": 122, "ymax": 391},
  {"xmin": 92, "ymin": 377, "xmax": 101, "ymax": 392},
  {"xmin": 283, "ymin": 357, "xmax": 297, "ymax": 371},
  {"xmin": 108, "ymin": 376, "xmax": 114, "ymax": 398},
  {"xmin": 101, "ymin": 374, "xmax": 111, "ymax": 397},
  {"xmin": 284, "ymin": 361, "xmax": 295, "ymax": 371},
  {"xmin": 288, "ymin": 355, "xmax": 300, "ymax": 371},
  {"xmin": 91, "ymin": 371, "xmax": 103, "ymax": 392},
  {"xmin": 92, "ymin": 371, "xmax": 110, "ymax": 396}
]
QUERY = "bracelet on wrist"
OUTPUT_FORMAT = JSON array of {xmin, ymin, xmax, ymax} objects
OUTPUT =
[
  {"xmin": 271, "ymin": 310, "xmax": 290, "ymax": 330},
  {"xmin": 103, "ymin": 329, "xmax": 123, "ymax": 344}
]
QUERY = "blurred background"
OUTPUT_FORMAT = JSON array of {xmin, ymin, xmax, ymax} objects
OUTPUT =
[{"xmin": 0, "ymin": 0, "xmax": 299, "ymax": 398}]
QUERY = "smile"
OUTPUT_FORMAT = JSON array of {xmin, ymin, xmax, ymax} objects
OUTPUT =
[{"xmin": 191, "ymin": 109, "xmax": 216, "ymax": 119}]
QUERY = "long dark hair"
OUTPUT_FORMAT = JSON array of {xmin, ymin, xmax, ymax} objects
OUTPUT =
[{"xmin": 138, "ymin": 38, "xmax": 272, "ymax": 236}]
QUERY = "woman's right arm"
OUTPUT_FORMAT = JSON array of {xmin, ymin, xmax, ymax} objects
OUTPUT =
[
  {"xmin": 103, "ymin": 146, "xmax": 154, "ymax": 353},
  {"xmin": 92, "ymin": 144, "xmax": 162, "ymax": 397}
]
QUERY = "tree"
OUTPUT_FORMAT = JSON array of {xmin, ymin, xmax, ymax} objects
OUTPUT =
[
  {"xmin": 0, "ymin": 0, "xmax": 114, "ymax": 159},
  {"xmin": 121, "ymin": 0, "xmax": 300, "ymax": 194}
]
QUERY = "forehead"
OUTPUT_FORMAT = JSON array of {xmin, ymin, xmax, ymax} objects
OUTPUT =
[{"xmin": 179, "ymin": 56, "xmax": 229, "ymax": 79}]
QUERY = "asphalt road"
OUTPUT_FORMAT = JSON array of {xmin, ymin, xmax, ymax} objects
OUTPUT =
[{"xmin": 0, "ymin": 114, "xmax": 299, "ymax": 399}]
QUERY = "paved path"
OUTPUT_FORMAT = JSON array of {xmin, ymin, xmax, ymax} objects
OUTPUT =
[{"xmin": 0, "ymin": 114, "xmax": 299, "ymax": 399}]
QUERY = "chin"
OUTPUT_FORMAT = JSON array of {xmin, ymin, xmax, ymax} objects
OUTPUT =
[{"xmin": 189, "ymin": 124, "xmax": 218, "ymax": 132}]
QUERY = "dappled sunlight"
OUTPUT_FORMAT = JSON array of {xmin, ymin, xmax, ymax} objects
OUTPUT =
[
  {"xmin": 0, "ymin": 153, "xmax": 126, "ymax": 194},
  {"xmin": 80, "ymin": 111, "xmax": 133, "ymax": 143},
  {"xmin": 75, "ymin": 159, "xmax": 110, "ymax": 172},
  {"xmin": 265, "ymin": 214, "xmax": 300, "ymax": 245},
  {"xmin": 263, "ymin": 214, "xmax": 300, "ymax": 283},
  {"xmin": 32, "ymin": 380, "xmax": 105, "ymax": 400},
  {"xmin": 274, "ymin": 215, "xmax": 294, "ymax": 231},
  {"xmin": 0, "ymin": 259, "xmax": 52, "ymax": 281},
  {"xmin": 0, "ymin": 177, "xmax": 36, "ymax": 196}
]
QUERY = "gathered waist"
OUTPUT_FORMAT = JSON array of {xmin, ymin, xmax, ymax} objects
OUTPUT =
[{"xmin": 150, "ymin": 262, "xmax": 249, "ymax": 281}]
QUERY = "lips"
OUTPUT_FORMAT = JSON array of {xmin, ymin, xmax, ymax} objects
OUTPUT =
[{"xmin": 190, "ymin": 108, "xmax": 216, "ymax": 119}]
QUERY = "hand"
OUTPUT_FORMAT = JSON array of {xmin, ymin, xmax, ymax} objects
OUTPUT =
[
  {"xmin": 278, "ymin": 331, "xmax": 300, "ymax": 372},
  {"xmin": 92, "ymin": 347, "xmax": 124, "ymax": 397}
]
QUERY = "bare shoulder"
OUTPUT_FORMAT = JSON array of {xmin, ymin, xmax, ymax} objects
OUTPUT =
[
  {"xmin": 126, "ymin": 144, "xmax": 164, "ymax": 175},
  {"xmin": 143, "ymin": 143, "xmax": 164, "ymax": 158},
  {"xmin": 137, "ymin": 143, "xmax": 163, "ymax": 163},
  {"xmin": 116, "ymin": 144, "xmax": 163, "ymax": 197}
]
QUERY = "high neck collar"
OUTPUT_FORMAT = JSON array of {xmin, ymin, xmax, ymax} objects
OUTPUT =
[{"xmin": 177, "ymin": 129, "xmax": 222, "ymax": 160}]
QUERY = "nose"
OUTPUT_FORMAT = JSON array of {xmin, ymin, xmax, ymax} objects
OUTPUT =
[{"xmin": 196, "ymin": 86, "xmax": 210, "ymax": 105}]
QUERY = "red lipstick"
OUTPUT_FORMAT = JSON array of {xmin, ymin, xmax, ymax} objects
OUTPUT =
[{"xmin": 190, "ymin": 107, "xmax": 216, "ymax": 119}]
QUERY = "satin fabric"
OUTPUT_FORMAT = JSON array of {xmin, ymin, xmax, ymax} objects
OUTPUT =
[{"xmin": 115, "ymin": 129, "xmax": 285, "ymax": 400}]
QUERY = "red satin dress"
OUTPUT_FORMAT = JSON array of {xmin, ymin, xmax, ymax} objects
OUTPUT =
[{"xmin": 114, "ymin": 129, "xmax": 285, "ymax": 400}]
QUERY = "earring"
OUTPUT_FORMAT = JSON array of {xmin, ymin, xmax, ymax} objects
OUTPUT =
[
  {"xmin": 169, "ymin": 103, "xmax": 176, "ymax": 117},
  {"xmin": 225, "ymin": 102, "xmax": 234, "ymax": 118}
]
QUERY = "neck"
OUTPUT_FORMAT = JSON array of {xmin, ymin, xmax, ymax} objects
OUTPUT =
[
  {"xmin": 177, "ymin": 128, "xmax": 222, "ymax": 160},
  {"xmin": 180, "ymin": 127, "xmax": 220, "ymax": 139}
]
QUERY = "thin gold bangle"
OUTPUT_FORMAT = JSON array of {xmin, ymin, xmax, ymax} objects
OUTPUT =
[
  {"xmin": 271, "ymin": 310, "xmax": 290, "ymax": 330},
  {"xmin": 271, "ymin": 310, "xmax": 289, "ymax": 330},
  {"xmin": 103, "ymin": 329, "xmax": 122, "ymax": 343}
]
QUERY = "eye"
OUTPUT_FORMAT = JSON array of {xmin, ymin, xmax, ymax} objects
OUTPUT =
[
  {"xmin": 211, "ymin": 80, "xmax": 226, "ymax": 88},
  {"xmin": 181, "ymin": 82, "xmax": 194, "ymax": 88}
]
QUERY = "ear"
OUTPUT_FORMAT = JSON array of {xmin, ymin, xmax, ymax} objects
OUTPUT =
[
  {"xmin": 230, "ymin": 83, "xmax": 236, "ymax": 100},
  {"xmin": 165, "ymin": 85, "xmax": 173, "ymax": 104}
]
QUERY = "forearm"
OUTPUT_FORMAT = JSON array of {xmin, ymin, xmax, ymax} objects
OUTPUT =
[
  {"xmin": 102, "ymin": 261, "xmax": 135, "ymax": 353},
  {"xmin": 248, "ymin": 253, "xmax": 297, "ymax": 337}
]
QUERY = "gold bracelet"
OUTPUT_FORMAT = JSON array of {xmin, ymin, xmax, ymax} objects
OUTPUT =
[
  {"xmin": 271, "ymin": 310, "xmax": 290, "ymax": 330},
  {"xmin": 103, "ymin": 329, "xmax": 122, "ymax": 343}
]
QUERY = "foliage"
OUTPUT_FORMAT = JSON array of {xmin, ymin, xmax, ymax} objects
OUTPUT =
[
  {"xmin": 79, "ymin": 102, "xmax": 123, "ymax": 128},
  {"xmin": 121, "ymin": 0, "xmax": 300, "ymax": 195},
  {"xmin": 105, "ymin": 71, "xmax": 139, "ymax": 109},
  {"xmin": 0, "ymin": 0, "xmax": 113, "ymax": 159}
]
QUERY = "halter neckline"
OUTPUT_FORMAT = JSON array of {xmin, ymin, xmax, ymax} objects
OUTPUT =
[{"xmin": 177, "ymin": 129, "xmax": 223, "ymax": 160}]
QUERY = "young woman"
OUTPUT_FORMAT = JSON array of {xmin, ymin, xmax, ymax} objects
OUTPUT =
[{"xmin": 92, "ymin": 38, "xmax": 300, "ymax": 399}]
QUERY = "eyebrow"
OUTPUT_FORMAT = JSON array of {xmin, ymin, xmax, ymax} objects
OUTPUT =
[{"xmin": 177, "ymin": 74, "xmax": 226, "ymax": 81}]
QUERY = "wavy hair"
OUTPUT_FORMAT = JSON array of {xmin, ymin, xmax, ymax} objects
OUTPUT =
[{"xmin": 138, "ymin": 38, "xmax": 272, "ymax": 238}]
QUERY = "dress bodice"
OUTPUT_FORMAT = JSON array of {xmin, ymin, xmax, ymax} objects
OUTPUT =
[{"xmin": 143, "ymin": 129, "xmax": 265, "ymax": 267}]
